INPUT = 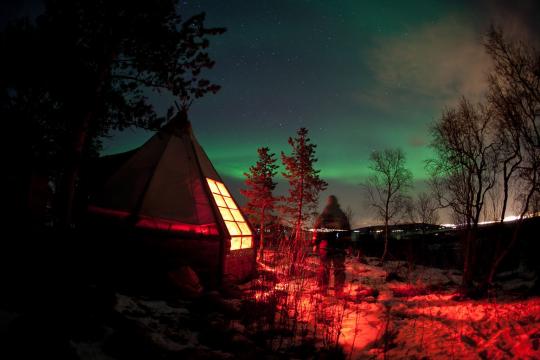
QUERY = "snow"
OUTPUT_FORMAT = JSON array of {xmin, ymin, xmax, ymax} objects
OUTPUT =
[
  {"xmin": 61, "ymin": 252, "xmax": 540, "ymax": 359},
  {"xmin": 114, "ymin": 294, "xmax": 198, "ymax": 353},
  {"xmin": 243, "ymin": 252, "xmax": 540, "ymax": 359}
]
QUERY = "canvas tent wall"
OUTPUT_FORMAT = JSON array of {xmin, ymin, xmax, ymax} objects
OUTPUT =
[{"xmin": 87, "ymin": 112, "xmax": 255, "ymax": 285}]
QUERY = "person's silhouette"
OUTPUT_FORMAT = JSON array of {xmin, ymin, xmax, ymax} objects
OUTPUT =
[{"xmin": 312, "ymin": 195, "xmax": 351, "ymax": 296}]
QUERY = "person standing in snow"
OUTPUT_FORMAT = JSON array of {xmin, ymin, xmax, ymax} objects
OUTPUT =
[{"xmin": 312, "ymin": 195, "xmax": 351, "ymax": 296}]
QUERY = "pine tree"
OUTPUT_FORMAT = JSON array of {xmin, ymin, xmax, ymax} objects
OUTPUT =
[
  {"xmin": 281, "ymin": 128, "xmax": 327, "ymax": 245},
  {"xmin": 241, "ymin": 147, "xmax": 278, "ymax": 257}
]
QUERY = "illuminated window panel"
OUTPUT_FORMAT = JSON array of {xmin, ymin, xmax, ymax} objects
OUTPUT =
[
  {"xmin": 230, "ymin": 209, "xmax": 244, "ymax": 222},
  {"xmin": 225, "ymin": 221, "xmax": 242, "ymax": 236},
  {"xmin": 206, "ymin": 178, "xmax": 253, "ymax": 250},
  {"xmin": 207, "ymin": 180, "xmax": 220, "ymax": 194},
  {"xmin": 216, "ymin": 182, "xmax": 230, "ymax": 197},
  {"xmin": 218, "ymin": 207, "xmax": 234, "ymax": 221},
  {"xmin": 241, "ymin": 236, "xmax": 253, "ymax": 248},
  {"xmin": 212, "ymin": 194, "xmax": 225, "ymax": 208},
  {"xmin": 230, "ymin": 237, "xmax": 242, "ymax": 251},
  {"xmin": 224, "ymin": 197, "xmax": 237, "ymax": 209},
  {"xmin": 237, "ymin": 222, "xmax": 251, "ymax": 236}
]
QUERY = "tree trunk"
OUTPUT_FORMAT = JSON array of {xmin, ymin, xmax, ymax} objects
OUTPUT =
[
  {"xmin": 500, "ymin": 174, "xmax": 510, "ymax": 223},
  {"xmin": 484, "ymin": 220, "xmax": 524, "ymax": 288},
  {"xmin": 57, "ymin": 55, "xmax": 114, "ymax": 228},
  {"xmin": 381, "ymin": 188, "xmax": 391, "ymax": 262},
  {"xmin": 259, "ymin": 206, "xmax": 266, "ymax": 260},
  {"xmin": 481, "ymin": 184, "xmax": 509, "ymax": 290},
  {"xmin": 58, "ymin": 117, "xmax": 90, "ymax": 228},
  {"xmin": 295, "ymin": 176, "xmax": 304, "ymax": 246},
  {"xmin": 485, "ymin": 182, "xmax": 534, "ymax": 287},
  {"xmin": 461, "ymin": 228, "xmax": 474, "ymax": 293},
  {"xmin": 381, "ymin": 216, "xmax": 389, "ymax": 262},
  {"xmin": 291, "ymin": 181, "xmax": 304, "ymax": 275}
]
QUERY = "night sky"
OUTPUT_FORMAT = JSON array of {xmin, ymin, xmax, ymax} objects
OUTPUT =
[{"xmin": 4, "ymin": 0, "xmax": 540, "ymax": 226}]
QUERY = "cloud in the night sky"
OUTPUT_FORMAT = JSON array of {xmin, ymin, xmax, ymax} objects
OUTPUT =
[{"xmin": 365, "ymin": 15, "xmax": 491, "ymax": 108}]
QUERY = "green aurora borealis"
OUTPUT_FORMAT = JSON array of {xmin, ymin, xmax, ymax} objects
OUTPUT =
[{"xmin": 101, "ymin": 0, "xmax": 540, "ymax": 226}]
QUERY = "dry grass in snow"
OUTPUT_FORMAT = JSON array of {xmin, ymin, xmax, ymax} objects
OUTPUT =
[{"xmin": 242, "ymin": 251, "xmax": 540, "ymax": 359}]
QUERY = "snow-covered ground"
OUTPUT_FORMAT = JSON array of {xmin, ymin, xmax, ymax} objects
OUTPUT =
[
  {"xmin": 242, "ymin": 253, "xmax": 540, "ymax": 359},
  {"xmin": 63, "ymin": 253, "xmax": 540, "ymax": 359},
  {"xmin": 346, "ymin": 258, "xmax": 540, "ymax": 359}
]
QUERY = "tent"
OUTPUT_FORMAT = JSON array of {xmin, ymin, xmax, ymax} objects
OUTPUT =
[{"xmin": 87, "ymin": 111, "xmax": 256, "ymax": 285}]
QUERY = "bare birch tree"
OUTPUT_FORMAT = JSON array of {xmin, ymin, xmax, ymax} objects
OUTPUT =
[
  {"xmin": 408, "ymin": 192, "xmax": 440, "ymax": 229},
  {"xmin": 483, "ymin": 26, "xmax": 540, "ymax": 287},
  {"xmin": 363, "ymin": 148, "xmax": 412, "ymax": 262},
  {"xmin": 429, "ymin": 97, "xmax": 498, "ymax": 294}
]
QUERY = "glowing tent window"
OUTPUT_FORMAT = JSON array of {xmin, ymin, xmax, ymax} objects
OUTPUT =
[{"xmin": 206, "ymin": 178, "xmax": 253, "ymax": 250}]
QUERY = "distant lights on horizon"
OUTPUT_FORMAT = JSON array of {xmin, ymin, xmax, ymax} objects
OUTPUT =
[
  {"xmin": 308, "ymin": 228, "xmax": 349, "ymax": 232},
  {"xmin": 441, "ymin": 214, "xmax": 524, "ymax": 229},
  {"xmin": 297, "ymin": 214, "xmax": 530, "ymax": 233}
]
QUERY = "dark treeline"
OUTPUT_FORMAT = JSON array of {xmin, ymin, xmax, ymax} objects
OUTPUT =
[
  {"xmin": 2, "ymin": 0, "xmax": 224, "ymax": 230},
  {"xmin": 0, "ymin": 0, "xmax": 225, "ymax": 316},
  {"xmin": 356, "ymin": 217, "xmax": 540, "ymax": 281}
]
